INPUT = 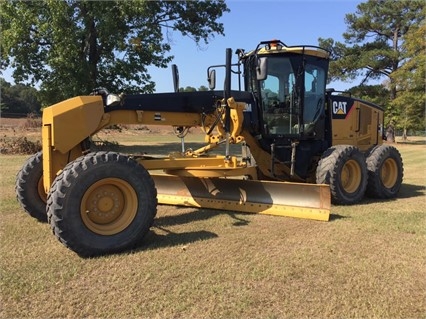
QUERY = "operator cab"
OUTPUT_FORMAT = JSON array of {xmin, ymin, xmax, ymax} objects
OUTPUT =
[
  {"xmin": 240, "ymin": 40, "xmax": 330, "ymax": 179},
  {"xmin": 242, "ymin": 40, "xmax": 330, "ymax": 141}
]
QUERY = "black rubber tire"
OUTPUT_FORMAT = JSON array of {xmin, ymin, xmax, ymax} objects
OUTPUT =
[
  {"xmin": 47, "ymin": 152, "xmax": 157, "ymax": 257},
  {"xmin": 365, "ymin": 145, "xmax": 403, "ymax": 198},
  {"xmin": 15, "ymin": 151, "xmax": 47, "ymax": 222},
  {"xmin": 316, "ymin": 145, "xmax": 367, "ymax": 205}
]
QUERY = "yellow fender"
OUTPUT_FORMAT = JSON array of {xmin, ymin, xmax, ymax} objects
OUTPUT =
[{"xmin": 42, "ymin": 96, "xmax": 105, "ymax": 192}]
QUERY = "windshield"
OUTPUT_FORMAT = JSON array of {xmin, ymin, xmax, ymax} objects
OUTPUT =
[{"xmin": 251, "ymin": 55, "xmax": 327, "ymax": 136}]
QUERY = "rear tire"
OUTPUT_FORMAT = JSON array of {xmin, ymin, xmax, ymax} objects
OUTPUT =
[
  {"xmin": 316, "ymin": 145, "xmax": 367, "ymax": 205},
  {"xmin": 366, "ymin": 145, "xmax": 403, "ymax": 198},
  {"xmin": 15, "ymin": 151, "xmax": 47, "ymax": 222},
  {"xmin": 47, "ymin": 152, "xmax": 157, "ymax": 257}
]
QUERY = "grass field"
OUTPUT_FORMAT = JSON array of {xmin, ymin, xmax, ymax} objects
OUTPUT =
[{"xmin": 0, "ymin": 125, "xmax": 425, "ymax": 318}]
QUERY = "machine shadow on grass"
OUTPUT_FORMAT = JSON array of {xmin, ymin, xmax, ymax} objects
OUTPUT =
[
  {"xmin": 329, "ymin": 213, "xmax": 347, "ymax": 221},
  {"xmin": 130, "ymin": 205, "xmax": 349, "ymax": 254},
  {"xmin": 130, "ymin": 209, "xmax": 250, "ymax": 252},
  {"xmin": 397, "ymin": 183, "xmax": 425, "ymax": 199},
  {"xmin": 154, "ymin": 207, "xmax": 250, "ymax": 228},
  {"xmin": 357, "ymin": 183, "xmax": 424, "ymax": 207}
]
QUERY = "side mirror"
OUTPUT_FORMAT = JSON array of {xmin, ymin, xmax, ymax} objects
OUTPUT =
[
  {"xmin": 208, "ymin": 69, "xmax": 216, "ymax": 90},
  {"xmin": 172, "ymin": 64, "xmax": 179, "ymax": 92},
  {"xmin": 256, "ymin": 57, "xmax": 268, "ymax": 80}
]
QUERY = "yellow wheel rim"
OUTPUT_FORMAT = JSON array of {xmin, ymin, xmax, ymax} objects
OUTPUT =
[
  {"xmin": 37, "ymin": 177, "xmax": 47, "ymax": 204},
  {"xmin": 380, "ymin": 158, "xmax": 398, "ymax": 188},
  {"xmin": 340, "ymin": 159, "xmax": 361, "ymax": 193},
  {"xmin": 81, "ymin": 178, "xmax": 138, "ymax": 235}
]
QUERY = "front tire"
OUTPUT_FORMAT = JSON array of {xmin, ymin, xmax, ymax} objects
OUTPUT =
[
  {"xmin": 15, "ymin": 151, "xmax": 47, "ymax": 222},
  {"xmin": 47, "ymin": 152, "xmax": 157, "ymax": 257},
  {"xmin": 366, "ymin": 145, "xmax": 403, "ymax": 198},
  {"xmin": 316, "ymin": 145, "xmax": 367, "ymax": 205}
]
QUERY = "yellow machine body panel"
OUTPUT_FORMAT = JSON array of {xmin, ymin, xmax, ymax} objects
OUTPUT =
[
  {"xmin": 42, "ymin": 96, "xmax": 105, "ymax": 192},
  {"xmin": 42, "ymin": 96, "xmax": 105, "ymax": 153},
  {"xmin": 99, "ymin": 109, "xmax": 203, "ymax": 128},
  {"xmin": 330, "ymin": 96, "xmax": 384, "ymax": 152}
]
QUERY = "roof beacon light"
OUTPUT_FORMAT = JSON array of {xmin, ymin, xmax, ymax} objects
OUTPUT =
[{"xmin": 268, "ymin": 40, "xmax": 282, "ymax": 51}]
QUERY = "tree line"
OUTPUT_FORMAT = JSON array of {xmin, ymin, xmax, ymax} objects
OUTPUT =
[
  {"xmin": 0, "ymin": 78, "xmax": 41, "ymax": 115},
  {"xmin": 1, "ymin": 0, "xmax": 424, "ymax": 136}
]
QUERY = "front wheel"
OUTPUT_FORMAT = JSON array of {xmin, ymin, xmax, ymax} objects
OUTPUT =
[
  {"xmin": 15, "ymin": 151, "xmax": 47, "ymax": 222},
  {"xmin": 366, "ymin": 145, "xmax": 403, "ymax": 198},
  {"xmin": 316, "ymin": 145, "xmax": 367, "ymax": 205},
  {"xmin": 47, "ymin": 152, "xmax": 157, "ymax": 257}
]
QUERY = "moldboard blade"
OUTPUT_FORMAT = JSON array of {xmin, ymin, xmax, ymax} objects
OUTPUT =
[{"xmin": 151, "ymin": 175, "xmax": 330, "ymax": 221}]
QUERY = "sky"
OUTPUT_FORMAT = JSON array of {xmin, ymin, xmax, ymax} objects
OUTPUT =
[
  {"xmin": 147, "ymin": 0, "xmax": 363, "ymax": 93},
  {"xmin": 2, "ymin": 0, "xmax": 364, "ymax": 93}
]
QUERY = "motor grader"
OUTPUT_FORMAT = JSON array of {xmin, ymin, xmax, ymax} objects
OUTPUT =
[{"xmin": 16, "ymin": 40, "xmax": 403, "ymax": 256}]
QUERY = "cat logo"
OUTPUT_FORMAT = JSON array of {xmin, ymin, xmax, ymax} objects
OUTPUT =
[{"xmin": 332, "ymin": 101, "xmax": 347, "ymax": 115}]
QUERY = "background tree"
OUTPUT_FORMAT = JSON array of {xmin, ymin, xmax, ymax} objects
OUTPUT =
[
  {"xmin": 0, "ymin": 79, "xmax": 12, "ymax": 112},
  {"xmin": 1, "ymin": 0, "xmax": 229, "ymax": 105},
  {"xmin": 0, "ymin": 78, "xmax": 41, "ymax": 115},
  {"xmin": 346, "ymin": 84, "xmax": 391, "ymax": 107},
  {"xmin": 179, "ymin": 86, "xmax": 197, "ymax": 92},
  {"xmin": 177, "ymin": 86, "xmax": 209, "ymax": 92},
  {"xmin": 318, "ymin": 0, "xmax": 424, "ymax": 140},
  {"xmin": 390, "ymin": 17, "xmax": 426, "ymax": 139}
]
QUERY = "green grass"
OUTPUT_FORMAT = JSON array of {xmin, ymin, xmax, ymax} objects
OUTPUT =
[{"xmin": 1, "ymin": 136, "xmax": 425, "ymax": 318}]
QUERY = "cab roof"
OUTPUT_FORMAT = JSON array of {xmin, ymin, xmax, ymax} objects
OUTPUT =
[{"xmin": 243, "ymin": 40, "xmax": 330, "ymax": 59}]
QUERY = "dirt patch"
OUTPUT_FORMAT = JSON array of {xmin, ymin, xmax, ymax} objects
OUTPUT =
[
  {"xmin": 0, "ymin": 118, "xmax": 42, "ymax": 154},
  {"xmin": 0, "ymin": 136, "xmax": 41, "ymax": 155}
]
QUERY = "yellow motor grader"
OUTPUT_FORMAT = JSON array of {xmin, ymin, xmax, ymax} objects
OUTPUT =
[{"xmin": 16, "ymin": 40, "xmax": 403, "ymax": 256}]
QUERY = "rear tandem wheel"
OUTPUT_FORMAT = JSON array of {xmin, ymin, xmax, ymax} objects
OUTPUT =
[
  {"xmin": 316, "ymin": 145, "xmax": 367, "ymax": 205},
  {"xmin": 366, "ymin": 144, "xmax": 403, "ymax": 198},
  {"xmin": 47, "ymin": 151, "xmax": 157, "ymax": 257}
]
